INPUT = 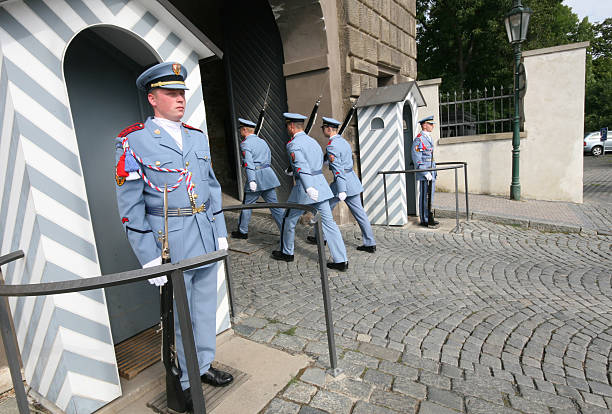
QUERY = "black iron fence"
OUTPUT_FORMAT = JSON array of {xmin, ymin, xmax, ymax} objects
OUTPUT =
[
  {"xmin": 440, "ymin": 87, "xmax": 517, "ymax": 138},
  {"xmin": 0, "ymin": 202, "xmax": 340, "ymax": 414}
]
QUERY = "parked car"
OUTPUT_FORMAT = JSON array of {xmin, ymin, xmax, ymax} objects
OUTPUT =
[{"xmin": 584, "ymin": 131, "xmax": 612, "ymax": 156}]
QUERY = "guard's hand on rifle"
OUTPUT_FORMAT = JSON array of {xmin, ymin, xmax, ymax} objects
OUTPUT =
[
  {"xmin": 425, "ymin": 172, "xmax": 433, "ymax": 181},
  {"xmin": 284, "ymin": 167, "xmax": 293, "ymax": 176},
  {"xmin": 218, "ymin": 237, "xmax": 228, "ymax": 250},
  {"xmin": 249, "ymin": 181, "xmax": 257, "ymax": 191},
  {"xmin": 306, "ymin": 187, "xmax": 319, "ymax": 201},
  {"xmin": 338, "ymin": 192, "xmax": 347, "ymax": 201},
  {"xmin": 143, "ymin": 256, "xmax": 168, "ymax": 286}
]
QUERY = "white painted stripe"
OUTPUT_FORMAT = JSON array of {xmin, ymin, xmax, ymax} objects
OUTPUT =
[
  {"xmin": 2, "ymin": 2, "xmax": 66, "ymax": 60},
  {"xmin": 216, "ymin": 263, "xmax": 229, "ymax": 333},
  {"xmin": 185, "ymin": 101, "xmax": 205, "ymax": 130},
  {"xmin": 59, "ymin": 327, "xmax": 117, "ymax": 365},
  {"xmin": 165, "ymin": 42, "xmax": 189, "ymax": 69},
  {"xmin": 57, "ymin": 371, "xmax": 121, "ymax": 411},
  {"xmin": 1, "ymin": 141, "xmax": 25, "ymax": 259},
  {"xmin": 142, "ymin": 20, "xmax": 170, "ymax": 51},
  {"xmin": 31, "ymin": 189, "xmax": 96, "ymax": 246},
  {"xmin": 15, "ymin": 242, "xmax": 45, "ymax": 349},
  {"xmin": 21, "ymin": 138, "xmax": 86, "ymax": 201},
  {"xmin": 9, "ymin": 85, "xmax": 78, "ymax": 154},
  {"xmin": 42, "ymin": 0, "xmax": 87, "ymax": 33},
  {"xmin": 38, "ymin": 326, "xmax": 62, "ymax": 395},
  {"xmin": 0, "ymin": 90, "xmax": 15, "ymax": 203},
  {"xmin": 81, "ymin": 0, "xmax": 115, "ymax": 22},
  {"xmin": 41, "ymin": 236, "xmax": 99, "ymax": 278},
  {"xmin": 53, "ymin": 293, "xmax": 111, "ymax": 328},
  {"xmin": 24, "ymin": 295, "xmax": 54, "ymax": 381},
  {"xmin": 9, "ymin": 193, "xmax": 36, "ymax": 311},
  {"xmin": 113, "ymin": 0, "xmax": 144, "ymax": 31}
]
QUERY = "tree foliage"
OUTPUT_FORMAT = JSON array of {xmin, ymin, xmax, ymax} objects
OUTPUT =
[{"xmin": 417, "ymin": 0, "xmax": 609, "ymax": 131}]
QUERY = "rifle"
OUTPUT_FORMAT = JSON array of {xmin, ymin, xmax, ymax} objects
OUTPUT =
[
  {"xmin": 255, "ymin": 83, "xmax": 270, "ymax": 136},
  {"xmin": 304, "ymin": 95, "xmax": 321, "ymax": 135},
  {"xmin": 160, "ymin": 185, "xmax": 186, "ymax": 412},
  {"xmin": 338, "ymin": 101, "xmax": 358, "ymax": 135}
]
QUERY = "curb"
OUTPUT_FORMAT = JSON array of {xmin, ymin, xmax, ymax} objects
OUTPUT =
[{"xmin": 433, "ymin": 208, "xmax": 607, "ymax": 235}]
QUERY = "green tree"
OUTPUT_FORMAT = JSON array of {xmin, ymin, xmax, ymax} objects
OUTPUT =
[{"xmin": 585, "ymin": 18, "xmax": 612, "ymax": 132}]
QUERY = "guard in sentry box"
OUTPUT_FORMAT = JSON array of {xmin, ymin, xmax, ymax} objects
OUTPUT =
[
  {"xmin": 306, "ymin": 116, "xmax": 376, "ymax": 252},
  {"xmin": 231, "ymin": 118, "xmax": 285, "ymax": 239}
]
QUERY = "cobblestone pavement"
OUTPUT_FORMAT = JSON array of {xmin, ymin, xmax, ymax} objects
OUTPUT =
[
  {"xmin": 583, "ymin": 155, "xmax": 612, "ymax": 206},
  {"xmin": 224, "ymin": 212, "xmax": 612, "ymax": 414}
]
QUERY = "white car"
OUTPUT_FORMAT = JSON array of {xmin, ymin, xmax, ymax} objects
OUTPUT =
[{"xmin": 584, "ymin": 131, "xmax": 611, "ymax": 156}]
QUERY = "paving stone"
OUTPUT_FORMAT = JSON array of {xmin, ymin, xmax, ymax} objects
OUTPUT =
[
  {"xmin": 283, "ymin": 381, "xmax": 318, "ymax": 404},
  {"xmin": 298, "ymin": 407, "xmax": 328, "ymax": 414},
  {"xmin": 378, "ymin": 360, "xmax": 419, "ymax": 380},
  {"xmin": 263, "ymin": 398, "xmax": 301, "ymax": 414},
  {"xmin": 428, "ymin": 386, "xmax": 464, "ymax": 411},
  {"xmin": 351, "ymin": 400, "xmax": 397, "ymax": 414},
  {"xmin": 326, "ymin": 377, "xmax": 373, "ymax": 399},
  {"xmin": 251, "ymin": 327, "xmax": 278, "ymax": 342},
  {"xmin": 309, "ymin": 390, "xmax": 353, "ymax": 414},
  {"xmin": 509, "ymin": 395, "xmax": 551, "ymax": 414},
  {"xmin": 363, "ymin": 369, "xmax": 393, "ymax": 389},
  {"xmin": 241, "ymin": 316, "xmax": 268, "ymax": 329},
  {"xmin": 392, "ymin": 377, "xmax": 426, "ymax": 399},
  {"xmin": 300, "ymin": 368, "xmax": 327, "ymax": 387},
  {"xmin": 341, "ymin": 350, "xmax": 380, "ymax": 368},
  {"xmin": 419, "ymin": 371, "xmax": 451, "ymax": 390},
  {"xmin": 580, "ymin": 391, "xmax": 607, "ymax": 408},
  {"xmin": 465, "ymin": 397, "xmax": 522, "ymax": 414},
  {"xmin": 233, "ymin": 323, "xmax": 257, "ymax": 337},
  {"xmin": 520, "ymin": 388, "xmax": 574, "ymax": 409},
  {"xmin": 418, "ymin": 400, "xmax": 461, "ymax": 413},
  {"xmin": 369, "ymin": 389, "xmax": 418, "ymax": 412},
  {"xmin": 272, "ymin": 334, "xmax": 307, "ymax": 352}
]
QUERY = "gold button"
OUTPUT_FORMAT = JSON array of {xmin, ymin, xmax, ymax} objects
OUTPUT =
[
  {"xmin": 154, "ymin": 129, "xmax": 161, "ymax": 135},
  {"xmin": 193, "ymin": 194, "xmax": 198, "ymax": 199},
  {"xmin": 204, "ymin": 156, "xmax": 209, "ymax": 160},
  {"xmin": 186, "ymin": 161, "xmax": 189, "ymax": 167},
  {"xmin": 155, "ymin": 161, "xmax": 161, "ymax": 166},
  {"xmin": 212, "ymin": 217, "xmax": 215, "ymax": 221},
  {"xmin": 158, "ymin": 230, "xmax": 162, "ymax": 234}
]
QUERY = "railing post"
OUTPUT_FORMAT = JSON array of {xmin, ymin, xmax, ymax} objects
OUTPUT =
[
  {"xmin": 454, "ymin": 167, "xmax": 460, "ymax": 230},
  {"xmin": 222, "ymin": 256, "xmax": 236, "ymax": 319},
  {"xmin": 383, "ymin": 173, "xmax": 389, "ymax": 226},
  {"xmin": 171, "ymin": 269, "xmax": 206, "ymax": 414},
  {"xmin": 463, "ymin": 163, "xmax": 470, "ymax": 221},
  {"xmin": 0, "ymin": 267, "xmax": 29, "ymax": 414},
  {"xmin": 313, "ymin": 218, "xmax": 341, "ymax": 376}
]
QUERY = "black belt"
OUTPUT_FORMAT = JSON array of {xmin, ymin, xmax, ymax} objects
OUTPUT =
[
  {"xmin": 299, "ymin": 169, "xmax": 323, "ymax": 176},
  {"xmin": 344, "ymin": 168, "xmax": 354, "ymax": 173},
  {"xmin": 146, "ymin": 199, "xmax": 210, "ymax": 216},
  {"xmin": 255, "ymin": 164, "xmax": 270, "ymax": 170}
]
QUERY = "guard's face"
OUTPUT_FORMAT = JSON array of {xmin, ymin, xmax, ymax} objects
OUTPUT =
[
  {"xmin": 423, "ymin": 122, "xmax": 434, "ymax": 132},
  {"xmin": 148, "ymin": 88, "xmax": 186, "ymax": 122}
]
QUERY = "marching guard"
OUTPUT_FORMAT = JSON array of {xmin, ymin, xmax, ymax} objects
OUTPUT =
[{"xmin": 114, "ymin": 62, "xmax": 233, "ymax": 411}]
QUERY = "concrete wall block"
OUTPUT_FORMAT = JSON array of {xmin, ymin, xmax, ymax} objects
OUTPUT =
[
  {"xmin": 371, "ymin": 14, "xmax": 382, "ymax": 39},
  {"xmin": 389, "ymin": 24, "xmax": 398, "ymax": 48},
  {"xmin": 382, "ymin": 0, "xmax": 391, "ymax": 19},
  {"xmin": 408, "ymin": 36, "xmax": 417, "ymax": 58},
  {"xmin": 347, "ymin": 26, "xmax": 365, "ymax": 58},
  {"xmin": 350, "ymin": 72, "xmax": 362, "ymax": 96},
  {"xmin": 390, "ymin": 1, "xmax": 400, "ymax": 26},
  {"xmin": 359, "ymin": 1, "xmax": 369, "ymax": 32},
  {"xmin": 346, "ymin": 0, "xmax": 361, "ymax": 27},
  {"xmin": 407, "ymin": 14, "xmax": 416, "ymax": 37},
  {"xmin": 406, "ymin": 0, "xmax": 416, "ymax": 16},
  {"xmin": 365, "ymin": 36, "xmax": 379, "ymax": 63},
  {"xmin": 360, "ymin": 74, "xmax": 370, "ymax": 91},
  {"xmin": 351, "ymin": 56, "xmax": 379, "ymax": 76},
  {"xmin": 378, "ymin": 43, "xmax": 393, "ymax": 66},
  {"xmin": 400, "ymin": 53, "xmax": 413, "ymax": 76},
  {"xmin": 372, "ymin": 0, "xmax": 383, "ymax": 14},
  {"xmin": 381, "ymin": 19, "xmax": 390, "ymax": 44},
  {"xmin": 391, "ymin": 49, "xmax": 402, "ymax": 68}
]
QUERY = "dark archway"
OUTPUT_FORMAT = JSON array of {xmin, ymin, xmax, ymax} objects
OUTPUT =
[
  {"xmin": 64, "ymin": 26, "xmax": 160, "ymax": 344},
  {"xmin": 403, "ymin": 102, "xmax": 418, "ymax": 216}
]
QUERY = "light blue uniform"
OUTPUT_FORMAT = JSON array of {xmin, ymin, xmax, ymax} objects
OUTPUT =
[
  {"xmin": 115, "ymin": 117, "xmax": 226, "ymax": 390},
  {"xmin": 326, "ymin": 134, "xmax": 376, "ymax": 247},
  {"xmin": 411, "ymin": 130, "xmax": 436, "ymax": 224},
  {"xmin": 238, "ymin": 133, "xmax": 284, "ymax": 233},
  {"xmin": 281, "ymin": 131, "xmax": 348, "ymax": 263}
]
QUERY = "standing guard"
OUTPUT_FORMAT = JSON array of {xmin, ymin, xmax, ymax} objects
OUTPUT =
[
  {"xmin": 231, "ymin": 118, "xmax": 285, "ymax": 238},
  {"xmin": 412, "ymin": 115, "xmax": 440, "ymax": 227},
  {"xmin": 272, "ymin": 113, "xmax": 349, "ymax": 271},
  {"xmin": 306, "ymin": 117, "xmax": 376, "ymax": 252},
  {"xmin": 114, "ymin": 62, "xmax": 233, "ymax": 412}
]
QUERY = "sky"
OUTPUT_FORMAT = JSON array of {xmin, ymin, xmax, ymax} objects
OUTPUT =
[{"xmin": 562, "ymin": 0, "xmax": 611, "ymax": 23}]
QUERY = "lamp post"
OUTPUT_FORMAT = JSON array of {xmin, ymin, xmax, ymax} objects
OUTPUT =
[{"xmin": 505, "ymin": 0, "xmax": 532, "ymax": 200}]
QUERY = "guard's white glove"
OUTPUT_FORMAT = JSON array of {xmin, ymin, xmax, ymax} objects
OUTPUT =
[
  {"xmin": 425, "ymin": 172, "xmax": 433, "ymax": 181},
  {"xmin": 218, "ymin": 237, "xmax": 228, "ymax": 250},
  {"xmin": 306, "ymin": 187, "xmax": 319, "ymax": 201},
  {"xmin": 284, "ymin": 167, "xmax": 293, "ymax": 176},
  {"xmin": 249, "ymin": 181, "xmax": 257, "ymax": 191},
  {"xmin": 338, "ymin": 192, "xmax": 347, "ymax": 201},
  {"xmin": 143, "ymin": 257, "xmax": 167, "ymax": 286}
]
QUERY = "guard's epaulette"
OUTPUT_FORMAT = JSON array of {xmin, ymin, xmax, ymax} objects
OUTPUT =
[
  {"xmin": 182, "ymin": 123, "xmax": 202, "ymax": 132},
  {"xmin": 118, "ymin": 123, "xmax": 144, "ymax": 137}
]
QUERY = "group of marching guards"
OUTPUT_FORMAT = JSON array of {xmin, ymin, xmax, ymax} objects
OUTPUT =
[{"xmin": 113, "ymin": 61, "xmax": 437, "ymax": 412}]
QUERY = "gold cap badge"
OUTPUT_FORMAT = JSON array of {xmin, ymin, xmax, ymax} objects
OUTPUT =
[{"xmin": 172, "ymin": 63, "xmax": 181, "ymax": 76}]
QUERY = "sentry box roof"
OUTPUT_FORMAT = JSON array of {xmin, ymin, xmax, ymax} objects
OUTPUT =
[{"xmin": 356, "ymin": 81, "xmax": 426, "ymax": 108}]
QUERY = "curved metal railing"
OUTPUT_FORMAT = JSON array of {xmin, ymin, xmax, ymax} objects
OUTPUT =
[{"xmin": 0, "ymin": 202, "xmax": 339, "ymax": 414}]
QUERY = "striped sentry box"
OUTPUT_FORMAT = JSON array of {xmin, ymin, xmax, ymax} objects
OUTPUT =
[
  {"xmin": 356, "ymin": 82, "xmax": 425, "ymax": 226},
  {"xmin": 0, "ymin": 1, "xmax": 229, "ymax": 413}
]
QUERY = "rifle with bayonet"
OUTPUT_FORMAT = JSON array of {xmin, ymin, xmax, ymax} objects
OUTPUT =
[
  {"xmin": 338, "ymin": 101, "xmax": 358, "ymax": 135},
  {"xmin": 160, "ymin": 184, "xmax": 186, "ymax": 412},
  {"xmin": 255, "ymin": 83, "xmax": 270, "ymax": 136}
]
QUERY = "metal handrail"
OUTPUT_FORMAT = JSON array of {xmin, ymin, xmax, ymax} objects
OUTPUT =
[
  {"xmin": 377, "ymin": 162, "xmax": 469, "ymax": 232},
  {"xmin": 0, "ymin": 202, "xmax": 340, "ymax": 414}
]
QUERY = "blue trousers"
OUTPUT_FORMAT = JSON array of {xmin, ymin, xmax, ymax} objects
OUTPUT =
[
  {"xmin": 174, "ymin": 263, "xmax": 218, "ymax": 390},
  {"xmin": 238, "ymin": 188, "xmax": 285, "ymax": 233},
  {"xmin": 418, "ymin": 179, "xmax": 435, "ymax": 224},
  {"xmin": 328, "ymin": 195, "xmax": 376, "ymax": 247},
  {"xmin": 280, "ymin": 199, "xmax": 348, "ymax": 263}
]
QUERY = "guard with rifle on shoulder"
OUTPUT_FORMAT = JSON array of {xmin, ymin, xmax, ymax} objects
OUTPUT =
[
  {"xmin": 411, "ymin": 115, "xmax": 439, "ymax": 227},
  {"xmin": 306, "ymin": 113, "xmax": 376, "ymax": 252},
  {"xmin": 114, "ymin": 62, "xmax": 233, "ymax": 413}
]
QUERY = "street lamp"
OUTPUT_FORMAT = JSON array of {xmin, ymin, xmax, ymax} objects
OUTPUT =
[{"xmin": 505, "ymin": 0, "xmax": 532, "ymax": 200}]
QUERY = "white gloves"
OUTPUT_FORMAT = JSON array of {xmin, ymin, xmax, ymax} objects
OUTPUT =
[
  {"xmin": 338, "ymin": 192, "xmax": 347, "ymax": 201},
  {"xmin": 249, "ymin": 181, "xmax": 257, "ymax": 191},
  {"xmin": 218, "ymin": 237, "xmax": 228, "ymax": 250},
  {"xmin": 284, "ymin": 167, "xmax": 293, "ymax": 176},
  {"xmin": 144, "ymin": 256, "xmax": 167, "ymax": 286},
  {"xmin": 425, "ymin": 172, "xmax": 433, "ymax": 181},
  {"xmin": 306, "ymin": 187, "xmax": 319, "ymax": 201}
]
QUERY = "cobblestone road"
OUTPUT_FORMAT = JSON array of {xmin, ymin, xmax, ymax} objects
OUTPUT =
[
  {"xmin": 583, "ymin": 155, "xmax": 612, "ymax": 206},
  {"xmin": 225, "ymin": 212, "xmax": 612, "ymax": 414}
]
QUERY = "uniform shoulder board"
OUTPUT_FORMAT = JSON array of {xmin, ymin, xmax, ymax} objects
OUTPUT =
[
  {"xmin": 182, "ymin": 123, "xmax": 202, "ymax": 132},
  {"xmin": 118, "ymin": 123, "xmax": 144, "ymax": 137}
]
